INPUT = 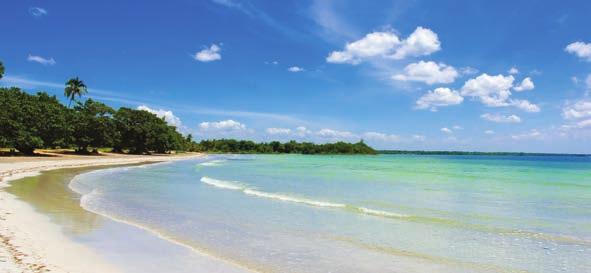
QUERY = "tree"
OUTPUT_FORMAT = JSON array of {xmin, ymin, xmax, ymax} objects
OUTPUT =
[
  {"xmin": 71, "ymin": 99, "xmax": 115, "ymax": 153},
  {"xmin": 64, "ymin": 77, "xmax": 87, "ymax": 107},
  {"xmin": 0, "ymin": 88, "xmax": 68, "ymax": 154},
  {"xmin": 0, "ymin": 61, "xmax": 4, "ymax": 80}
]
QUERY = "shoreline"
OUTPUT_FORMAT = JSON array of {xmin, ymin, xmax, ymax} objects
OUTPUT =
[{"xmin": 0, "ymin": 153, "xmax": 205, "ymax": 273}]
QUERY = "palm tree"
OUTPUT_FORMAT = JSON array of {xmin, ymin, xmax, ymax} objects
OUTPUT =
[
  {"xmin": 64, "ymin": 77, "xmax": 87, "ymax": 107},
  {"xmin": 0, "ymin": 61, "xmax": 5, "ymax": 80}
]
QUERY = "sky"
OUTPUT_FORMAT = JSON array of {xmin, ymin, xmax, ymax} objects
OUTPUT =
[{"xmin": 1, "ymin": 0, "xmax": 591, "ymax": 153}]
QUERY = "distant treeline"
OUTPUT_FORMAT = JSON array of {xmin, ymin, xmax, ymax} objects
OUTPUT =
[
  {"xmin": 196, "ymin": 139, "xmax": 377, "ymax": 154},
  {"xmin": 0, "ymin": 87, "xmax": 376, "ymax": 155},
  {"xmin": 378, "ymin": 150, "xmax": 589, "ymax": 157}
]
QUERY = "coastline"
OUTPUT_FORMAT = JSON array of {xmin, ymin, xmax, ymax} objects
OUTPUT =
[{"xmin": 0, "ymin": 153, "xmax": 204, "ymax": 273}]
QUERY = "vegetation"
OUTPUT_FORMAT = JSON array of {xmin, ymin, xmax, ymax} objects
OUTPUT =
[
  {"xmin": 0, "ymin": 61, "xmax": 4, "ymax": 80},
  {"xmin": 64, "ymin": 77, "xmax": 87, "ymax": 107},
  {"xmin": 193, "ymin": 139, "xmax": 376, "ymax": 154},
  {"xmin": 0, "ymin": 61, "xmax": 376, "ymax": 155}
]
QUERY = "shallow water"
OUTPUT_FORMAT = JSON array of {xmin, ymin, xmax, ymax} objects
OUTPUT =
[{"xmin": 60, "ymin": 155, "xmax": 591, "ymax": 272}]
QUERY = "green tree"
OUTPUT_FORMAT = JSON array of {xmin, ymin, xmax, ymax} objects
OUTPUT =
[
  {"xmin": 0, "ymin": 61, "xmax": 4, "ymax": 80},
  {"xmin": 64, "ymin": 77, "xmax": 87, "ymax": 107},
  {"xmin": 71, "ymin": 99, "xmax": 115, "ymax": 153},
  {"xmin": 0, "ymin": 88, "xmax": 68, "ymax": 154}
]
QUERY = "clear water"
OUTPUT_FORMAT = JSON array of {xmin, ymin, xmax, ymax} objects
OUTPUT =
[{"xmin": 70, "ymin": 155, "xmax": 591, "ymax": 273}]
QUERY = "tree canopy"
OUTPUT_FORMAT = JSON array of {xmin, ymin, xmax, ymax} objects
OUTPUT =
[{"xmin": 64, "ymin": 77, "xmax": 87, "ymax": 107}]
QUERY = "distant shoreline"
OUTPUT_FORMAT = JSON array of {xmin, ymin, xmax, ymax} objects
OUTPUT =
[{"xmin": 378, "ymin": 150, "xmax": 590, "ymax": 157}]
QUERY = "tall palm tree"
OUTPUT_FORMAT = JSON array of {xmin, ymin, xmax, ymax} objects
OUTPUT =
[
  {"xmin": 0, "ymin": 61, "xmax": 5, "ymax": 80},
  {"xmin": 64, "ymin": 77, "xmax": 87, "ymax": 107}
]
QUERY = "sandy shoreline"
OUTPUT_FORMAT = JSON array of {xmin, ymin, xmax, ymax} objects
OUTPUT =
[{"xmin": 0, "ymin": 153, "xmax": 204, "ymax": 273}]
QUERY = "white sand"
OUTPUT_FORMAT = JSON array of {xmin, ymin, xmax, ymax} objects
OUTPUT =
[{"xmin": 0, "ymin": 153, "xmax": 215, "ymax": 273}]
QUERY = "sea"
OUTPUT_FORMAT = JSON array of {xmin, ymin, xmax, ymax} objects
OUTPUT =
[{"xmin": 68, "ymin": 154, "xmax": 591, "ymax": 273}]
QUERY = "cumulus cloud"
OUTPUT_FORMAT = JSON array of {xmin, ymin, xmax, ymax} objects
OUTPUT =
[
  {"xmin": 392, "ymin": 61, "xmax": 458, "ymax": 84},
  {"xmin": 513, "ymin": 77, "xmax": 534, "ymax": 92},
  {"xmin": 390, "ymin": 27, "xmax": 441, "ymax": 60},
  {"xmin": 510, "ymin": 99, "xmax": 540, "ymax": 112},
  {"xmin": 295, "ymin": 126, "xmax": 312, "ymax": 137},
  {"xmin": 440, "ymin": 127, "xmax": 453, "ymax": 134},
  {"xmin": 27, "ymin": 54, "xmax": 55, "ymax": 66},
  {"xmin": 362, "ymin": 132, "xmax": 400, "ymax": 142},
  {"xmin": 29, "ymin": 7, "xmax": 47, "ymax": 17},
  {"xmin": 415, "ymin": 87, "xmax": 463, "ymax": 111},
  {"xmin": 137, "ymin": 105, "xmax": 183, "ymax": 128},
  {"xmin": 512, "ymin": 129, "xmax": 542, "ymax": 140},
  {"xmin": 460, "ymin": 67, "xmax": 479, "ymax": 75},
  {"xmin": 508, "ymin": 67, "xmax": 519, "ymax": 75},
  {"xmin": 199, "ymin": 120, "xmax": 246, "ymax": 131},
  {"xmin": 565, "ymin": 41, "xmax": 591, "ymax": 62},
  {"xmin": 326, "ymin": 27, "xmax": 440, "ymax": 64},
  {"xmin": 316, "ymin": 128, "xmax": 357, "ymax": 139},
  {"xmin": 287, "ymin": 66, "xmax": 304, "ymax": 72},
  {"xmin": 266, "ymin": 128, "xmax": 291, "ymax": 135},
  {"xmin": 562, "ymin": 100, "xmax": 591, "ymax": 120},
  {"xmin": 460, "ymin": 73, "xmax": 514, "ymax": 107},
  {"xmin": 480, "ymin": 113, "xmax": 521, "ymax": 123},
  {"xmin": 460, "ymin": 73, "xmax": 540, "ymax": 112},
  {"xmin": 194, "ymin": 44, "xmax": 221, "ymax": 62}
]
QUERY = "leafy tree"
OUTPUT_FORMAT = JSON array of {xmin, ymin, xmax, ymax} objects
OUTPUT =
[
  {"xmin": 64, "ymin": 77, "xmax": 87, "ymax": 107},
  {"xmin": 0, "ymin": 61, "xmax": 4, "ymax": 80},
  {"xmin": 0, "ymin": 88, "xmax": 68, "ymax": 154},
  {"xmin": 71, "ymin": 99, "xmax": 115, "ymax": 153}
]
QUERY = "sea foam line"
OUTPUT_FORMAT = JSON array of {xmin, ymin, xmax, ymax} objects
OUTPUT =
[
  {"xmin": 199, "ymin": 159, "xmax": 227, "ymax": 167},
  {"xmin": 200, "ymin": 176, "xmax": 409, "ymax": 218}
]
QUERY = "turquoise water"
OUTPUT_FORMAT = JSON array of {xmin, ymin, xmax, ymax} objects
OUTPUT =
[{"xmin": 70, "ymin": 155, "xmax": 591, "ymax": 273}]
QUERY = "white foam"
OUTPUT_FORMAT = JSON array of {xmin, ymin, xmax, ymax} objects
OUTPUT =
[
  {"xmin": 200, "ymin": 177, "xmax": 246, "ymax": 191},
  {"xmin": 357, "ymin": 207, "xmax": 409, "ymax": 218},
  {"xmin": 243, "ymin": 189, "xmax": 346, "ymax": 208},
  {"xmin": 199, "ymin": 159, "xmax": 227, "ymax": 167}
]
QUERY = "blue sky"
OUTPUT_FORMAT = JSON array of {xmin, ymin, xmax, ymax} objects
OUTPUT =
[{"xmin": 2, "ymin": 0, "xmax": 591, "ymax": 153}]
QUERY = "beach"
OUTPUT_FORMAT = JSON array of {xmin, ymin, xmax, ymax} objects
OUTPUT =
[{"xmin": 0, "ymin": 152, "xmax": 217, "ymax": 273}]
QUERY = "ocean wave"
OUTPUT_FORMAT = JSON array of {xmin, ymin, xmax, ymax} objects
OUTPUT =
[
  {"xmin": 199, "ymin": 159, "xmax": 227, "ymax": 167},
  {"xmin": 200, "ymin": 176, "xmax": 410, "ymax": 218}
]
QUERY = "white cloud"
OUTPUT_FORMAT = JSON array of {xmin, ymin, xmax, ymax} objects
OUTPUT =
[
  {"xmin": 412, "ymin": 134, "xmax": 426, "ymax": 141},
  {"xmin": 199, "ymin": 120, "xmax": 246, "ymax": 131},
  {"xmin": 392, "ymin": 61, "xmax": 458, "ymax": 84},
  {"xmin": 508, "ymin": 67, "xmax": 519, "ymax": 75},
  {"xmin": 460, "ymin": 67, "xmax": 479, "ymax": 75},
  {"xmin": 562, "ymin": 100, "xmax": 591, "ymax": 120},
  {"xmin": 484, "ymin": 130, "xmax": 495, "ymax": 135},
  {"xmin": 440, "ymin": 127, "xmax": 453, "ymax": 134},
  {"xmin": 27, "ymin": 54, "xmax": 55, "ymax": 66},
  {"xmin": 513, "ymin": 77, "xmax": 534, "ymax": 92},
  {"xmin": 512, "ymin": 129, "xmax": 542, "ymax": 140},
  {"xmin": 137, "ymin": 105, "xmax": 183, "ymax": 128},
  {"xmin": 480, "ymin": 113, "xmax": 521, "ymax": 123},
  {"xmin": 295, "ymin": 126, "xmax": 312, "ymax": 137},
  {"xmin": 326, "ymin": 27, "xmax": 440, "ymax": 64},
  {"xmin": 326, "ymin": 31, "xmax": 400, "ymax": 64},
  {"xmin": 571, "ymin": 76, "xmax": 579, "ymax": 85},
  {"xmin": 316, "ymin": 128, "xmax": 357, "ymax": 139},
  {"xmin": 565, "ymin": 41, "xmax": 591, "ymax": 62},
  {"xmin": 453, "ymin": 125, "xmax": 463, "ymax": 130},
  {"xmin": 362, "ymin": 132, "xmax": 400, "ymax": 142},
  {"xmin": 29, "ymin": 7, "xmax": 47, "ymax": 17},
  {"xmin": 266, "ymin": 128, "xmax": 291, "ymax": 135},
  {"xmin": 575, "ymin": 119, "xmax": 591, "ymax": 128},
  {"xmin": 510, "ymin": 99, "xmax": 540, "ymax": 112},
  {"xmin": 287, "ymin": 66, "xmax": 304, "ymax": 72},
  {"xmin": 415, "ymin": 87, "xmax": 463, "ymax": 111},
  {"xmin": 194, "ymin": 44, "xmax": 221, "ymax": 62},
  {"xmin": 460, "ymin": 73, "xmax": 514, "ymax": 107},
  {"xmin": 390, "ymin": 27, "xmax": 441, "ymax": 60}
]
